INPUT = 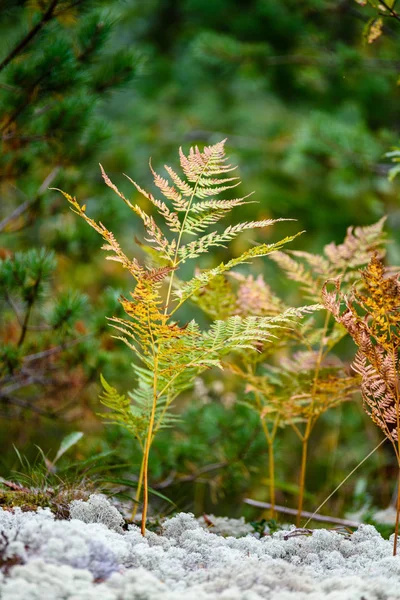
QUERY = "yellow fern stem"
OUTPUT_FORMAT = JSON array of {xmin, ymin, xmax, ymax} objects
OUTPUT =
[
  {"xmin": 131, "ymin": 455, "xmax": 145, "ymax": 522},
  {"xmin": 394, "ymin": 466, "xmax": 400, "ymax": 556},
  {"xmin": 260, "ymin": 415, "xmax": 277, "ymax": 519},
  {"xmin": 141, "ymin": 355, "xmax": 159, "ymax": 536},
  {"xmin": 267, "ymin": 438, "xmax": 276, "ymax": 518},
  {"xmin": 297, "ymin": 434, "xmax": 309, "ymax": 528}
]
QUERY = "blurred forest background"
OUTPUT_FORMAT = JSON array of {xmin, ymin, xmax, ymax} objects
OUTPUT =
[{"xmin": 2, "ymin": 0, "xmax": 400, "ymax": 525}]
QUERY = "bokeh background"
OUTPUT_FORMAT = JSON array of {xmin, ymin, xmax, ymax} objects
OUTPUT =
[{"xmin": 1, "ymin": 0, "xmax": 400, "ymax": 525}]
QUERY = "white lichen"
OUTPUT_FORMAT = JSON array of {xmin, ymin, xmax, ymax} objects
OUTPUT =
[
  {"xmin": 373, "ymin": 506, "xmax": 398, "ymax": 525},
  {"xmin": 198, "ymin": 514, "xmax": 254, "ymax": 537},
  {"xmin": 69, "ymin": 494, "xmax": 124, "ymax": 532},
  {"xmin": 0, "ymin": 503, "xmax": 400, "ymax": 599}
]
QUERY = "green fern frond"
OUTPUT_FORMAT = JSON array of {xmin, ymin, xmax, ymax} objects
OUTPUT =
[
  {"xmin": 178, "ymin": 218, "xmax": 289, "ymax": 262},
  {"xmin": 99, "ymin": 375, "xmax": 148, "ymax": 444},
  {"xmin": 269, "ymin": 251, "xmax": 321, "ymax": 301},
  {"xmin": 174, "ymin": 232, "xmax": 303, "ymax": 307},
  {"xmin": 201, "ymin": 306, "xmax": 321, "ymax": 357},
  {"xmin": 183, "ymin": 209, "xmax": 229, "ymax": 235},
  {"xmin": 189, "ymin": 195, "xmax": 254, "ymax": 213}
]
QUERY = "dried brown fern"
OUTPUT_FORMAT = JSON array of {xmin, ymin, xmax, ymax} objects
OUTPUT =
[
  {"xmin": 322, "ymin": 255, "xmax": 400, "ymax": 554},
  {"xmin": 264, "ymin": 219, "xmax": 388, "ymax": 524},
  {"xmin": 199, "ymin": 221, "xmax": 385, "ymax": 523},
  {"xmin": 271, "ymin": 217, "xmax": 387, "ymax": 302}
]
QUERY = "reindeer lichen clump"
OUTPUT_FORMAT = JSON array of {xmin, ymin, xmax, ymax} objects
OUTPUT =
[
  {"xmin": 59, "ymin": 140, "xmax": 318, "ymax": 535},
  {"xmin": 323, "ymin": 255, "xmax": 400, "ymax": 555}
]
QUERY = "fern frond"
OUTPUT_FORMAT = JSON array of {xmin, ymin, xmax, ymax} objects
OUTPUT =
[
  {"xmin": 183, "ymin": 209, "xmax": 229, "ymax": 235},
  {"xmin": 323, "ymin": 256, "xmax": 400, "ymax": 445},
  {"xmin": 124, "ymin": 171, "xmax": 181, "ymax": 233},
  {"xmin": 191, "ymin": 274, "xmax": 237, "ymax": 320},
  {"xmin": 163, "ymin": 164, "xmax": 192, "ymax": 201},
  {"xmin": 271, "ymin": 218, "xmax": 388, "ymax": 303},
  {"xmin": 202, "ymin": 306, "xmax": 321, "ymax": 356},
  {"xmin": 98, "ymin": 375, "xmax": 148, "ymax": 445},
  {"xmin": 270, "ymin": 251, "xmax": 321, "ymax": 301},
  {"xmin": 60, "ymin": 139, "xmax": 311, "ymax": 536},
  {"xmin": 129, "ymin": 364, "xmax": 180, "ymax": 433},
  {"xmin": 99, "ymin": 166, "xmax": 174, "ymax": 259},
  {"xmin": 288, "ymin": 250, "xmax": 332, "ymax": 279},
  {"xmin": 179, "ymin": 139, "xmax": 236, "ymax": 183},
  {"xmin": 174, "ymin": 232, "xmax": 303, "ymax": 307},
  {"xmin": 324, "ymin": 217, "xmax": 387, "ymax": 271},
  {"xmin": 179, "ymin": 218, "xmax": 289, "ymax": 262},
  {"xmin": 56, "ymin": 189, "xmax": 145, "ymax": 280},
  {"xmin": 189, "ymin": 195, "xmax": 254, "ymax": 213},
  {"xmin": 231, "ymin": 273, "xmax": 287, "ymax": 317}
]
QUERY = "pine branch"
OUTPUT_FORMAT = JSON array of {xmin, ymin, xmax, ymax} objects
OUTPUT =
[{"xmin": 0, "ymin": 0, "xmax": 60, "ymax": 74}]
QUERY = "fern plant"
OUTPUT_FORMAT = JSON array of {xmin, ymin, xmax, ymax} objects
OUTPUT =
[
  {"xmin": 266, "ymin": 220, "xmax": 387, "ymax": 523},
  {"xmin": 58, "ymin": 140, "xmax": 319, "ymax": 535},
  {"xmin": 190, "ymin": 271, "xmax": 297, "ymax": 517},
  {"xmin": 193, "ymin": 268, "xmax": 357, "ymax": 523},
  {"xmin": 323, "ymin": 255, "xmax": 400, "ymax": 555},
  {"xmin": 194, "ymin": 220, "xmax": 386, "ymax": 524}
]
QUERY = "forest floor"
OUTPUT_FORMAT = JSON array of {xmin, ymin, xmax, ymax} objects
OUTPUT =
[{"xmin": 1, "ymin": 495, "xmax": 400, "ymax": 599}]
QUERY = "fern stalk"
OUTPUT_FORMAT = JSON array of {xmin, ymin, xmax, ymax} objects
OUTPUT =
[
  {"xmin": 392, "ymin": 339, "xmax": 400, "ymax": 555},
  {"xmin": 131, "ymin": 453, "xmax": 145, "ymax": 521},
  {"xmin": 264, "ymin": 421, "xmax": 278, "ymax": 519},
  {"xmin": 141, "ymin": 353, "xmax": 159, "ymax": 535},
  {"xmin": 255, "ymin": 390, "xmax": 279, "ymax": 518},
  {"xmin": 394, "ymin": 469, "xmax": 400, "ymax": 556},
  {"xmin": 322, "ymin": 256, "xmax": 400, "ymax": 554},
  {"xmin": 296, "ymin": 311, "xmax": 331, "ymax": 527},
  {"xmin": 164, "ymin": 161, "xmax": 208, "ymax": 314}
]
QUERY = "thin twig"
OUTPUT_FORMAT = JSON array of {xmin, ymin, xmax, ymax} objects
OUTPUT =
[
  {"xmin": 379, "ymin": 0, "xmax": 400, "ymax": 22},
  {"xmin": 303, "ymin": 438, "xmax": 387, "ymax": 528},
  {"xmin": 0, "ymin": 199, "xmax": 33, "ymax": 233},
  {"xmin": 1, "ymin": 394, "xmax": 56, "ymax": 418},
  {"xmin": 0, "ymin": 168, "xmax": 59, "ymax": 232},
  {"xmin": 23, "ymin": 334, "xmax": 93, "ymax": 363},
  {"xmin": 244, "ymin": 498, "xmax": 361, "ymax": 528},
  {"xmin": 155, "ymin": 462, "xmax": 227, "ymax": 489},
  {"xmin": 0, "ymin": 0, "xmax": 59, "ymax": 73}
]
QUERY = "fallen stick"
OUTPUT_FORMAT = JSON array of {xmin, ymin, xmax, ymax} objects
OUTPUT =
[{"xmin": 243, "ymin": 498, "xmax": 361, "ymax": 529}]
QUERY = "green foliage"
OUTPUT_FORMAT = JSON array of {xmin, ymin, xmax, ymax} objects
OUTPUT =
[
  {"xmin": 0, "ymin": 246, "xmax": 115, "ymax": 419},
  {"xmin": 0, "ymin": 1, "xmax": 137, "ymax": 223},
  {"xmin": 105, "ymin": 0, "xmax": 400, "ymax": 244},
  {"xmin": 3, "ymin": 0, "xmax": 400, "ymax": 533},
  {"xmin": 99, "ymin": 374, "xmax": 149, "ymax": 446},
  {"xmin": 0, "ymin": 432, "xmax": 92, "ymax": 516},
  {"xmin": 0, "ymin": 0, "xmax": 137, "ymax": 423}
]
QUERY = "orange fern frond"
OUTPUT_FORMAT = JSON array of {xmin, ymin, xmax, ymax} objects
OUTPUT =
[{"xmin": 323, "ymin": 255, "xmax": 400, "ymax": 448}]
